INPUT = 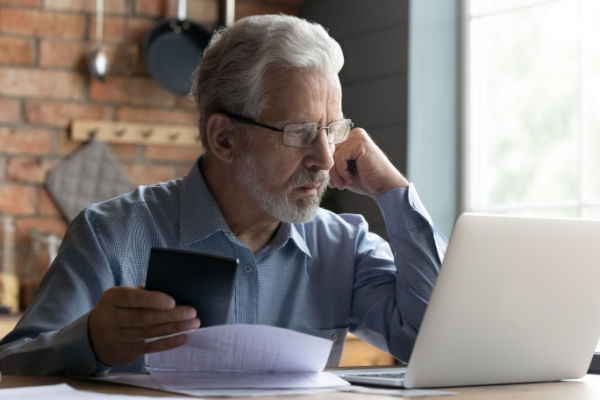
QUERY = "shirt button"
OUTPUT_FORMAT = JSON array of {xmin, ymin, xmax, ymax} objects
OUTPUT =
[
  {"xmin": 331, "ymin": 333, "xmax": 338, "ymax": 341},
  {"xmin": 244, "ymin": 264, "xmax": 252, "ymax": 273}
]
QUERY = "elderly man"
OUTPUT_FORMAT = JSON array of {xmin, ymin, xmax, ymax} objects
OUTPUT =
[{"xmin": 0, "ymin": 14, "xmax": 445, "ymax": 375}]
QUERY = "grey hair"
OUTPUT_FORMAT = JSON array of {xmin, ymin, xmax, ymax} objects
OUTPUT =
[{"xmin": 190, "ymin": 14, "xmax": 344, "ymax": 149}]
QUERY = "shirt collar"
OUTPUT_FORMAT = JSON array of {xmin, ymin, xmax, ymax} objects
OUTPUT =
[
  {"xmin": 264, "ymin": 221, "xmax": 312, "ymax": 258},
  {"xmin": 179, "ymin": 157, "xmax": 312, "ymax": 258},
  {"xmin": 179, "ymin": 157, "xmax": 231, "ymax": 247}
]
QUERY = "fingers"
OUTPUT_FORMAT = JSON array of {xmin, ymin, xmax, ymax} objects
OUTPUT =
[
  {"xmin": 89, "ymin": 286, "xmax": 200, "ymax": 367},
  {"xmin": 142, "ymin": 333, "xmax": 189, "ymax": 355},
  {"xmin": 114, "ymin": 305, "xmax": 197, "ymax": 327},
  {"xmin": 329, "ymin": 127, "xmax": 408, "ymax": 197},
  {"xmin": 105, "ymin": 286, "xmax": 175, "ymax": 310},
  {"xmin": 120, "ymin": 318, "xmax": 201, "ymax": 343},
  {"xmin": 329, "ymin": 128, "xmax": 368, "ymax": 191},
  {"xmin": 102, "ymin": 332, "xmax": 190, "ymax": 365}
]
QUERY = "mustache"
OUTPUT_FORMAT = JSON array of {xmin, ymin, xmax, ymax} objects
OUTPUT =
[{"xmin": 291, "ymin": 169, "xmax": 329, "ymax": 187}]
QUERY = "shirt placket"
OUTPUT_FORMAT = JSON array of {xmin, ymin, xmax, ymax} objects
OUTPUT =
[{"xmin": 234, "ymin": 248, "xmax": 259, "ymax": 324}]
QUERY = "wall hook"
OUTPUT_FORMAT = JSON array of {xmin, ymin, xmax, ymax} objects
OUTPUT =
[
  {"xmin": 71, "ymin": 120, "xmax": 202, "ymax": 147},
  {"xmin": 142, "ymin": 129, "xmax": 153, "ymax": 139}
]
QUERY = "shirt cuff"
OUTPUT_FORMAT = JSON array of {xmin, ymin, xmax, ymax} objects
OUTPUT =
[
  {"xmin": 60, "ymin": 312, "xmax": 112, "ymax": 376},
  {"xmin": 375, "ymin": 183, "xmax": 433, "ymax": 237}
]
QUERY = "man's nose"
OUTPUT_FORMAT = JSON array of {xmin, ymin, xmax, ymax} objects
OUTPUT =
[{"xmin": 304, "ymin": 128, "xmax": 334, "ymax": 171}]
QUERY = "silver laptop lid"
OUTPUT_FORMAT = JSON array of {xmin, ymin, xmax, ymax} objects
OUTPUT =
[{"xmin": 404, "ymin": 213, "xmax": 600, "ymax": 388}]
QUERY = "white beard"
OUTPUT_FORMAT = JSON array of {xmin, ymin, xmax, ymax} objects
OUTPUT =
[{"xmin": 236, "ymin": 155, "xmax": 329, "ymax": 223}]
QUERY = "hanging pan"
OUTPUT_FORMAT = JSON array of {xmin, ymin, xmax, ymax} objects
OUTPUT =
[{"xmin": 144, "ymin": 0, "xmax": 211, "ymax": 96}]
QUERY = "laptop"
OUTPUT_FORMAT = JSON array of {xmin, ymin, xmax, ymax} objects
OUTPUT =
[{"xmin": 336, "ymin": 213, "xmax": 600, "ymax": 388}]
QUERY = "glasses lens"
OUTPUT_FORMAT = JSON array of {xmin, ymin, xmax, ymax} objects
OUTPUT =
[
  {"xmin": 283, "ymin": 123, "xmax": 318, "ymax": 147},
  {"xmin": 328, "ymin": 119, "xmax": 352, "ymax": 144}
]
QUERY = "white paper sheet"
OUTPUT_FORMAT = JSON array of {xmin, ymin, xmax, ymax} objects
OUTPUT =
[
  {"xmin": 95, "ymin": 374, "xmax": 341, "ymax": 397},
  {"xmin": 0, "ymin": 383, "xmax": 193, "ymax": 399},
  {"xmin": 145, "ymin": 324, "xmax": 333, "ymax": 373},
  {"xmin": 142, "ymin": 325, "xmax": 349, "ymax": 393},
  {"xmin": 147, "ymin": 369, "xmax": 348, "ymax": 391}
]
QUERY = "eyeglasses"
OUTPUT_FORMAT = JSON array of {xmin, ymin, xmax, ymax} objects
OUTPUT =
[{"xmin": 220, "ymin": 110, "xmax": 354, "ymax": 148}]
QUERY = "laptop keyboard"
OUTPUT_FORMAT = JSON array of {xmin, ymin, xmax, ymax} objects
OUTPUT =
[{"xmin": 353, "ymin": 372, "xmax": 406, "ymax": 379}]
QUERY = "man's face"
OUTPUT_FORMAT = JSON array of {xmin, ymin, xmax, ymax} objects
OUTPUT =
[{"xmin": 234, "ymin": 69, "xmax": 342, "ymax": 223}]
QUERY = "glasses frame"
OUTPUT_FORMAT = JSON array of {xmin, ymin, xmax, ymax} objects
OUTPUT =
[{"xmin": 219, "ymin": 110, "xmax": 353, "ymax": 147}]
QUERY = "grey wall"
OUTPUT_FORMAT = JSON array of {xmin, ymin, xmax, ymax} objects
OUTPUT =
[
  {"xmin": 302, "ymin": 0, "xmax": 459, "ymax": 238},
  {"xmin": 302, "ymin": 0, "xmax": 409, "ymax": 238}
]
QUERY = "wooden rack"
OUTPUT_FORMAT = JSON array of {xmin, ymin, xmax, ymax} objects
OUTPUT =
[{"xmin": 71, "ymin": 120, "xmax": 203, "ymax": 147}]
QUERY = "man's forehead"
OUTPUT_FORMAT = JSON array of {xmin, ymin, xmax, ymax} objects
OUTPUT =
[
  {"xmin": 261, "ymin": 69, "xmax": 342, "ymax": 119},
  {"xmin": 264, "ymin": 67, "xmax": 340, "ymax": 90}
]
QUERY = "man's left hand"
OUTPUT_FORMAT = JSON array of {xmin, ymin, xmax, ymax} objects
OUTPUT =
[{"xmin": 329, "ymin": 127, "xmax": 409, "ymax": 198}]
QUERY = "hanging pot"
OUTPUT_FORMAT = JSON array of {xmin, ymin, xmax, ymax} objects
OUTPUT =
[{"xmin": 144, "ymin": 0, "xmax": 211, "ymax": 96}]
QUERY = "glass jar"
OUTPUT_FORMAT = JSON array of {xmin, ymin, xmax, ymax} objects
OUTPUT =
[{"xmin": 0, "ymin": 214, "xmax": 18, "ymax": 313}]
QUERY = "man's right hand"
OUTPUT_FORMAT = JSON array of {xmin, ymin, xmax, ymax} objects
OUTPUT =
[{"xmin": 88, "ymin": 286, "xmax": 200, "ymax": 367}]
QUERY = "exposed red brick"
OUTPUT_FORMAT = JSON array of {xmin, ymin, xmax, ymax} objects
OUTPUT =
[
  {"xmin": 127, "ymin": 18, "xmax": 157, "ymax": 44},
  {"xmin": 108, "ymin": 44, "xmax": 141, "ymax": 76},
  {"xmin": 0, "ymin": 127, "xmax": 52, "ymax": 155},
  {"xmin": 107, "ymin": 143, "xmax": 139, "ymax": 161},
  {"xmin": 117, "ymin": 107, "xmax": 197, "ymax": 125},
  {"xmin": 135, "ymin": 0, "xmax": 168, "ymax": 17},
  {"xmin": 39, "ymin": 187, "xmax": 61, "ymax": 217},
  {"xmin": 90, "ymin": 16, "xmax": 155, "ymax": 45},
  {"xmin": 0, "ymin": 9, "xmax": 85, "ymax": 39},
  {"xmin": 0, "ymin": 37, "xmax": 34, "ymax": 65},
  {"xmin": 123, "ymin": 163, "xmax": 176, "ymax": 186},
  {"xmin": 58, "ymin": 130, "xmax": 82, "ymax": 156},
  {"xmin": 0, "ymin": 0, "xmax": 39, "ymax": 6},
  {"xmin": 0, "ymin": 68, "xmax": 84, "ymax": 100},
  {"xmin": 25, "ymin": 101, "xmax": 112, "ymax": 127},
  {"xmin": 145, "ymin": 144, "xmax": 202, "ymax": 162},
  {"xmin": 7, "ymin": 157, "xmax": 58, "ymax": 184},
  {"xmin": 176, "ymin": 96, "xmax": 196, "ymax": 110},
  {"xmin": 187, "ymin": 0, "xmax": 218, "ymax": 24},
  {"xmin": 38, "ymin": 39, "xmax": 88, "ymax": 68},
  {"xmin": 90, "ymin": 76, "xmax": 176, "ymax": 106},
  {"xmin": 90, "ymin": 15, "xmax": 126, "ymax": 43},
  {"xmin": 45, "ymin": 0, "xmax": 127, "ymax": 14},
  {"xmin": 39, "ymin": 40, "xmax": 139, "ymax": 76},
  {"xmin": 0, "ymin": 99, "xmax": 20, "ymax": 123},
  {"xmin": 0, "ymin": 184, "xmax": 36, "ymax": 215},
  {"xmin": 136, "ymin": 0, "xmax": 217, "ymax": 23}
]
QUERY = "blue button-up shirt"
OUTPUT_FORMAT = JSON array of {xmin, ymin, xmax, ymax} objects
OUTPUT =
[{"xmin": 0, "ymin": 158, "xmax": 446, "ymax": 375}]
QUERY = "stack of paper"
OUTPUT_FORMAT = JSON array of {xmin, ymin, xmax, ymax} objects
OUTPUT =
[{"xmin": 99, "ymin": 324, "xmax": 349, "ymax": 397}]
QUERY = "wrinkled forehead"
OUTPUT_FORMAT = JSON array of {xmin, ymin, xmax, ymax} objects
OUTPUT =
[{"xmin": 260, "ymin": 67, "xmax": 342, "ymax": 121}]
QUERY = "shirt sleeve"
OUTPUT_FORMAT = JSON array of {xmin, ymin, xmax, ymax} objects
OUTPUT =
[
  {"xmin": 350, "ymin": 183, "xmax": 448, "ymax": 362},
  {"xmin": 0, "ymin": 211, "xmax": 115, "ymax": 376}
]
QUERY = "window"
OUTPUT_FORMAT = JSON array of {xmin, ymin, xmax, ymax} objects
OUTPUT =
[
  {"xmin": 464, "ymin": 0, "xmax": 600, "ymax": 217},
  {"xmin": 463, "ymin": 0, "xmax": 600, "ymax": 365}
]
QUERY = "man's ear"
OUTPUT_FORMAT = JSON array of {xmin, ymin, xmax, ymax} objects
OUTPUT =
[{"xmin": 205, "ymin": 113, "xmax": 236, "ymax": 163}]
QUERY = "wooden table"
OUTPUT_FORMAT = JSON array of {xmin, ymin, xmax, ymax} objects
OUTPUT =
[{"xmin": 2, "ymin": 374, "xmax": 600, "ymax": 399}]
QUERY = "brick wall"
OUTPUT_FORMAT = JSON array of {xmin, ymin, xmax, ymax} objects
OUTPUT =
[{"xmin": 0, "ymin": 0, "xmax": 302, "ymax": 309}]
